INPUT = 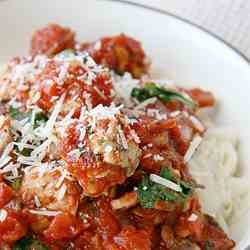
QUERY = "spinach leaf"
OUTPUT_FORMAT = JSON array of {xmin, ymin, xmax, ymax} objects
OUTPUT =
[
  {"xmin": 33, "ymin": 112, "xmax": 48, "ymax": 127},
  {"xmin": 138, "ymin": 175, "xmax": 176, "ymax": 208},
  {"xmin": 160, "ymin": 167, "xmax": 175, "ymax": 181},
  {"xmin": 137, "ymin": 167, "xmax": 194, "ymax": 208},
  {"xmin": 131, "ymin": 82, "xmax": 196, "ymax": 109},
  {"xmin": 9, "ymin": 106, "xmax": 48, "ymax": 127},
  {"xmin": 7, "ymin": 178, "xmax": 22, "ymax": 191},
  {"xmin": 180, "ymin": 181, "xmax": 193, "ymax": 197},
  {"xmin": 13, "ymin": 236, "xmax": 49, "ymax": 250},
  {"xmin": 204, "ymin": 240, "xmax": 214, "ymax": 250},
  {"xmin": 9, "ymin": 106, "xmax": 31, "ymax": 121}
]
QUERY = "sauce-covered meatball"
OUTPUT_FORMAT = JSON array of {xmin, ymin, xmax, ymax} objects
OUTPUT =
[
  {"xmin": 30, "ymin": 24, "xmax": 75, "ymax": 56},
  {"xmin": 80, "ymin": 34, "xmax": 148, "ymax": 78}
]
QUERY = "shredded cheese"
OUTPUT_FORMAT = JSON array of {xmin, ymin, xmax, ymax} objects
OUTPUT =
[
  {"xmin": 188, "ymin": 213, "xmax": 198, "ymax": 222},
  {"xmin": 89, "ymin": 103, "xmax": 123, "ymax": 120},
  {"xmin": 117, "ymin": 127, "xmax": 128, "ymax": 150},
  {"xmin": 0, "ymin": 209, "xmax": 8, "ymax": 222},
  {"xmin": 41, "ymin": 94, "xmax": 64, "ymax": 138},
  {"xmin": 56, "ymin": 183, "xmax": 67, "ymax": 201},
  {"xmin": 150, "ymin": 174, "xmax": 182, "ymax": 192},
  {"xmin": 34, "ymin": 195, "xmax": 41, "ymax": 207},
  {"xmin": 29, "ymin": 209, "xmax": 62, "ymax": 217},
  {"xmin": 153, "ymin": 154, "xmax": 164, "ymax": 161},
  {"xmin": 189, "ymin": 115, "xmax": 205, "ymax": 132},
  {"xmin": 130, "ymin": 129, "xmax": 141, "ymax": 144},
  {"xmin": 0, "ymin": 143, "xmax": 14, "ymax": 168},
  {"xmin": 134, "ymin": 97, "xmax": 157, "ymax": 110},
  {"xmin": 184, "ymin": 134, "xmax": 203, "ymax": 163}
]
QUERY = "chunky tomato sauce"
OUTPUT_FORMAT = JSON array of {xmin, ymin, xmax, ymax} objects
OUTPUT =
[{"xmin": 0, "ymin": 24, "xmax": 235, "ymax": 250}]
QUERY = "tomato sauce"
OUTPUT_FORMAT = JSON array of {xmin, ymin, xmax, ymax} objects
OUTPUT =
[{"xmin": 0, "ymin": 24, "xmax": 235, "ymax": 250}]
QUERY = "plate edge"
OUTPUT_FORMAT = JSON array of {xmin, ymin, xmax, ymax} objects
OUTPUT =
[{"xmin": 105, "ymin": 0, "xmax": 250, "ymax": 65}]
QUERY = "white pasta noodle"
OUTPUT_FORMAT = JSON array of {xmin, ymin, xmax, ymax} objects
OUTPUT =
[{"xmin": 188, "ymin": 127, "xmax": 250, "ymax": 237}]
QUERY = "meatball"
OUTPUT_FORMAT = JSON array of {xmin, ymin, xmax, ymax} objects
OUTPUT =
[
  {"xmin": 31, "ymin": 52, "xmax": 113, "ymax": 112},
  {"xmin": 30, "ymin": 24, "xmax": 75, "ymax": 56},
  {"xmin": 88, "ymin": 117, "xmax": 141, "ymax": 176},
  {"xmin": 20, "ymin": 165, "xmax": 80, "ymax": 215},
  {"xmin": 60, "ymin": 105, "xmax": 141, "ymax": 196},
  {"xmin": 80, "ymin": 34, "xmax": 148, "ymax": 78},
  {"xmin": 171, "ymin": 239, "xmax": 201, "ymax": 250}
]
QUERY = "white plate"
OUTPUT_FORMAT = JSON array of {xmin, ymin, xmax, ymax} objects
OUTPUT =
[{"xmin": 0, "ymin": 0, "xmax": 249, "ymax": 248}]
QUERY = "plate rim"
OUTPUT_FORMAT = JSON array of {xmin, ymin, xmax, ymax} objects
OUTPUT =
[{"xmin": 105, "ymin": 0, "xmax": 250, "ymax": 65}]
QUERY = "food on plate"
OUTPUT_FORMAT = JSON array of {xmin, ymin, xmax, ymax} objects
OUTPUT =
[
  {"xmin": 30, "ymin": 24, "xmax": 75, "ymax": 57},
  {"xmin": 0, "ymin": 24, "xmax": 237, "ymax": 249}
]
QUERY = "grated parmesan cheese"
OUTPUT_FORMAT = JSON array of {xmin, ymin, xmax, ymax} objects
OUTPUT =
[
  {"xmin": 29, "ymin": 209, "xmax": 62, "ymax": 217},
  {"xmin": 34, "ymin": 195, "xmax": 41, "ymax": 207},
  {"xmin": 143, "ymin": 153, "xmax": 152, "ymax": 159},
  {"xmin": 56, "ymin": 183, "xmax": 67, "ymax": 201},
  {"xmin": 41, "ymin": 94, "xmax": 65, "ymax": 138},
  {"xmin": 150, "ymin": 174, "xmax": 182, "ymax": 192},
  {"xmin": 188, "ymin": 213, "xmax": 198, "ymax": 222},
  {"xmin": 0, "ymin": 156, "xmax": 12, "ymax": 169},
  {"xmin": 89, "ymin": 103, "xmax": 123, "ymax": 120},
  {"xmin": 104, "ymin": 144, "xmax": 113, "ymax": 153},
  {"xmin": 0, "ymin": 209, "xmax": 8, "ymax": 222},
  {"xmin": 189, "ymin": 115, "xmax": 205, "ymax": 132},
  {"xmin": 134, "ymin": 97, "xmax": 157, "ymax": 110},
  {"xmin": 147, "ymin": 109, "xmax": 167, "ymax": 120},
  {"xmin": 153, "ymin": 154, "xmax": 164, "ymax": 161},
  {"xmin": 169, "ymin": 110, "xmax": 181, "ymax": 118},
  {"xmin": 184, "ymin": 134, "xmax": 203, "ymax": 163},
  {"xmin": 130, "ymin": 129, "xmax": 141, "ymax": 144},
  {"xmin": 118, "ymin": 127, "xmax": 128, "ymax": 150},
  {"xmin": 0, "ymin": 143, "xmax": 14, "ymax": 167}
]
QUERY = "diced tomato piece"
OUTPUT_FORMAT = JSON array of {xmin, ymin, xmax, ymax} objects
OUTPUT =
[
  {"xmin": 0, "ymin": 183, "xmax": 13, "ymax": 208},
  {"xmin": 200, "ymin": 215, "xmax": 235, "ymax": 250},
  {"xmin": 186, "ymin": 88, "xmax": 215, "ymax": 107},
  {"xmin": 44, "ymin": 213, "xmax": 82, "ymax": 240},
  {"xmin": 35, "ymin": 60, "xmax": 113, "ymax": 112},
  {"xmin": 68, "ymin": 161, "xmax": 126, "ymax": 197},
  {"xmin": 97, "ymin": 199, "xmax": 120, "ymax": 240},
  {"xmin": 113, "ymin": 225, "xmax": 151, "ymax": 250},
  {"xmin": 0, "ymin": 210, "xmax": 27, "ymax": 244},
  {"xmin": 30, "ymin": 24, "xmax": 75, "ymax": 56},
  {"xmin": 74, "ymin": 232, "xmax": 105, "ymax": 250},
  {"xmin": 80, "ymin": 34, "xmax": 147, "ymax": 78}
]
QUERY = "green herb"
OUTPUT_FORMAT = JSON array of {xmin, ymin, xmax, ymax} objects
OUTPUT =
[
  {"xmin": 10, "ymin": 107, "xmax": 48, "ymax": 156},
  {"xmin": 138, "ymin": 175, "xmax": 176, "ymax": 208},
  {"xmin": 137, "ymin": 167, "xmax": 194, "ymax": 208},
  {"xmin": 160, "ymin": 167, "xmax": 194, "ymax": 197},
  {"xmin": 20, "ymin": 148, "xmax": 33, "ymax": 157},
  {"xmin": 180, "ymin": 181, "xmax": 193, "ymax": 197},
  {"xmin": 160, "ymin": 167, "xmax": 175, "ymax": 181},
  {"xmin": 9, "ymin": 106, "xmax": 48, "ymax": 127},
  {"xmin": 9, "ymin": 106, "xmax": 31, "ymax": 121},
  {"xmin": 13, "ymin": 237, "xmax": 49, "ymax": 250},
  {"xmin": 131, "ymin": 82, "xmax": 196, "ymax": 109},
  {"xmin": 33, "ymin": 112, "xmax": 48, "ymax": 127},
  {"xmin": 13, "ymin": 137, "xmax": 33, "ymax": 157},
  {"xmin": 204, "ymin": 240, "xmax": 214, "ymax": 250},
  {"xmin": 8, "ymin": 178, "xmax": 22, "ymax": 191}
]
